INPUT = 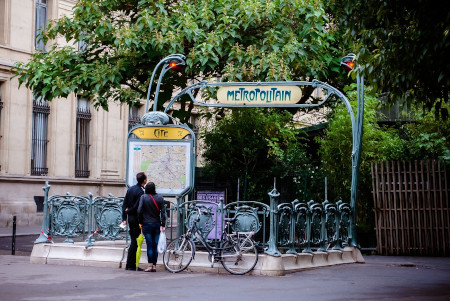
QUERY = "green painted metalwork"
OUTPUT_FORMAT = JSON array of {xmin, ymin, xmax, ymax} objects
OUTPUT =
[
  {"xmin": 164, "ymin": 187, "xmax": 352, "ymax": 256},
  {"xmin": 160, "ymin": 54, "xmax": 364, "ymax": 249},
  {"xmin": 35, "ymin": 182, "xmax": 127, "ymax": 246},
  {"xmin": 223, "ymin": 201, "xmax": 269, "ymax": 247},
  {"xmin": 341, "ymin": 53, "xmax": 364, "ymax": 248},
  {"xmin": 187, "ymin": 205, "xmax": 214, "ymax": 239},
  {"xmin": 48, "ymin": 193, "xmax": 89, "ymax": 243},
  {"xmin": 91, "ymin": 195, "xmax": 126, "ymax": 241},
  {"xmin": 230, "ymin": 205, "xmax": 261, "ymax": 233},
  {"xmin": 336, "ymin": 200, "xmax": 351, "ymax": 249},
  {"xmin": 35, "ymin": 181, "xmax": 52, "ymax": 244},
  {"xmin": 36, "ymin": 54, "xmax": 364, "ymax": 256},
  {"xmin": 145, "ymin": 54, "xmax": 186, "ymax": 113},
  {"xmin": 265, "ymin": 187, "xmax": 281, "ymax": 256}
]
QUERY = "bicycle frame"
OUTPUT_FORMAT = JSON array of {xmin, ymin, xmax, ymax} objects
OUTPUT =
[
  {"xmin": 164, "ymin": 206, "xmax": 258, "ymax": 274},
  {"xmin": 186, "ymin": 212, "xmax": 254, "ymax": 262}
]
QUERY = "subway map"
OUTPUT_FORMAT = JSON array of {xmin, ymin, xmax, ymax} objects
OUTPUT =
[{"xmin": 128, "ymin": 141, "xmax": 191, "ymax": 195}]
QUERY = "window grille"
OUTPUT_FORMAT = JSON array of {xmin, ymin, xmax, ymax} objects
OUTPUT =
[
  {"xmin": 128, "ymin": 105, "xmax": 141, "ymax": 132},
  {"xmin": 31, "ymin": 97, "xmax": 50, "ymax": 176},
  {"xmin": 75, "ymin": 97, "xmax": 91, "ymax": 178},
  {"xmin": 78, "ymin": 31, "xmax": 87, "ymax": 52},
  {"xmin": 35, "ymin": 0, "xmax": 47, "ymax": 52},
  {"xmin": 189, "ymin": 114, "xmax": 199, "ymax": 135}
]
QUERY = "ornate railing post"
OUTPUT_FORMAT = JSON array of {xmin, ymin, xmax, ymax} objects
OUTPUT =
[
  {"xmin": 331, "ymin": 200, "xmax": 343, "ymax": 250},
  {"xmin": 318, "ymin": 200, "xmax": 329, "ymax": 252},
  {"xmin": 87, "ymin": 192, "xmax": 94, "ymax": 238},
  {"xmin": 302, "ymin": 200, "xmax": 322, "ymax": 253},
  {"xmin": 285, "ymin": 200, "xmax": 297, "ymax": 254},
  {"xmin": 265, "ymin": 184, "xmax": 281, "ymax": 256},
  {"xmin": 176, "ymin": 196, "xmax": 184, "ymax": 238},
  {"xmin": 302, "ymin": 201, "xmax": 314, "ymax": 254},
  {"xmin": 219, "ymin": 198, "xmax": 224, "ymax": 237},
  {"xmin": 335, "ymin": 200, "xmax": 351, "ymax": 249},
  {"xmin": 35, "ymin": 181, "xmax": 51, "ymax": 244}
]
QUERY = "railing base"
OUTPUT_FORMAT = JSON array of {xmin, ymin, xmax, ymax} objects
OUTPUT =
[{"xmin": 30, "ymin": 242, "xmax": 364, "ymax": 276}]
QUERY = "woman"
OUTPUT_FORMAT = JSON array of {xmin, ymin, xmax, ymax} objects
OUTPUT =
[{"xmin": 138, "ymin": 182, "xmax": 166, "ymax": 272}]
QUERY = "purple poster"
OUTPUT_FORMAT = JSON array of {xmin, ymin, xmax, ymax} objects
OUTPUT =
[{"xmin": 196, "ymin": 190, "xmax": 226, "ymax": 239}]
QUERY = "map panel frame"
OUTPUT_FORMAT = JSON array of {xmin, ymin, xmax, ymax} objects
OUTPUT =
[{"xmin": 126, "ymin": 139, "xmax": 194, "ymax": 196}]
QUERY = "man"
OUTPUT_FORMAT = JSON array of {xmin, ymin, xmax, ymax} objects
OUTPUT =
[{"xmin": 121, "ymin": 171, "xmax": 147, "ymax": 271}]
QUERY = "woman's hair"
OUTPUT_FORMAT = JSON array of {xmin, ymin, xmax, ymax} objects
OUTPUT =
[{"xmin": 145, "ymin": 182, "xmax": 156, "ymax": 194}]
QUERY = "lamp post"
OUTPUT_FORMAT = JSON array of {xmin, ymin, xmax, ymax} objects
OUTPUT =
[
  {"xmin": 340, "ymin": 53, "xmax": 364, "ymax": 248},
  {"xmin": 145, "ymin": 54, "xmax": 186, "ymax": 112}
]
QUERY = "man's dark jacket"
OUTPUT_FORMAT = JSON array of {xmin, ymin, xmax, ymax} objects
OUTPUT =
[{"xmin": 122, "ymin": 183, "xmax": 144, "ymax": 227}]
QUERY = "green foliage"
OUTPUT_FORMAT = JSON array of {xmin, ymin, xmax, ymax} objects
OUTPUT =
[
  {"xmin": 381, "ymin": 107, "xmax": 450, "ymax": 163},
  {"xmin": 317, "ymin": 87, "xmax": 450, "ymax": 228},
  {"xmin": 318, "ymin": 89, "xmax": 388, "ymax": 201},
  {"xmin": 326, "ymin": 0, "xmax": 450, "ymax": 118},
  {"xmin": 13, "ymin": 0, "xmax": 340, "ymax": 117},
  {"xmin": 201, "ymin": 108, "xmax": 310, "ymax": 201}
]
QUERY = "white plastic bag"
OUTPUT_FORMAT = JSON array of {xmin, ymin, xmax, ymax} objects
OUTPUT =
[{"xmin": 157, "ymin": 231, "xmax": 167, "ymax": 253}]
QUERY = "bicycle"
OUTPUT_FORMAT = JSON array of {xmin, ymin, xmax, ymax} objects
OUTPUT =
[{"xmin": 163, "ymin": 206, "xmax": 258, "ymax": 275}]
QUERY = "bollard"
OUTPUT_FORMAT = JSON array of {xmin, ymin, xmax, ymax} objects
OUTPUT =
[{"xmin": 12, "ymin": 216, "xmax": 16, "ymax": 255}]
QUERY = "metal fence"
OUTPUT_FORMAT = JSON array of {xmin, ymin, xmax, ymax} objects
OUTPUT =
[
  {"xmin": 371, "ymin": 160, "xmax": 450, "ymax": 256},
  {"xmin": 162, "ymin": 188, "xmax": 351, "ymax": 255},
  {"xmin": 37, "ymin": 183, "xmax": 127, "ymax": 246},
  {"xmin": 37, "ymin": 182, "xmax": 352, "ymax": 254}
]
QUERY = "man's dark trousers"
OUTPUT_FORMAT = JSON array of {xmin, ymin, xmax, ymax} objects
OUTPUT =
[{"xmin": 126, "ymin": 225, "xmax": 140, "ymax": 270}]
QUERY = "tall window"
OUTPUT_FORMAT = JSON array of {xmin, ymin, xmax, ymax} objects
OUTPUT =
[
  {"xmin": 78, "ymin": 32, "xmax": 87, "ymax": 52},
  {"xmin": 35, "ymin": 0, "xmax": 47, "ymax": 52},
  {"xmin": 128, "ymin": 105, "xmax": 141, "ymax": 132},
  {"xmin": 189, "ymin": 114, "xmax": 199, "ymax": 134},
  {"xmin": 75, "ymin": 97, "xmax": 91, "ymax": 178},
  {"xmin": 31, "ymin": 96, "xmax": 50, "ymax": 176}
]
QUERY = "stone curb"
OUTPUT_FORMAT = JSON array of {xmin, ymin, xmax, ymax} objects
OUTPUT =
[{"xmin": 30, "ymin": 242, "xmax": 365, "ymax": 276}]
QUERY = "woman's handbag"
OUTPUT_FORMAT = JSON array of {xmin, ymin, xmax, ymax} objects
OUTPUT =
[{"xmin": 157, "ymin": 231, "xmax": 166, "ymax": 253}]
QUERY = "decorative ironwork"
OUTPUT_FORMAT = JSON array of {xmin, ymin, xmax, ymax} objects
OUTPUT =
[
  {"xmin": 141, "ymin": 111, "xmax": 170, "ymax": 125},
  {"xmin": 48, "ymin": 194, "xmax": 89, "ymax": 243},
  {"xmin": 36, "ymin": 181, "xmax": 353, "ymax": 256},
  {"xmin": 187, "ymin": 205, "xmax": 214, "ymax": 239},
  {"xmin": 92, "ymin": 195, "xmax": 125, "ymax": 241},
  {"xmin": 232, "ymin": 205, "xmax": 261, "ymax": 233}
]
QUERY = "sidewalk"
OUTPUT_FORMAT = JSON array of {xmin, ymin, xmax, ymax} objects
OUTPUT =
[
  {"xmin": 0, "ymin": 225, "xmax": 41, "ymax": 237},
  {"xmin": 1, "ymin": 254, "xmax": 449, "ymax": 300}
]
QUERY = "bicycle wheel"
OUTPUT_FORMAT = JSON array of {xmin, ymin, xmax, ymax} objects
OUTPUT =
[
  {"xmin": 163, "ymin": 236, "xmax": 194, "ymax": 273},
  {"xmin": 221, "ymin": 237, "xmax": 258, "ymax": 275}
]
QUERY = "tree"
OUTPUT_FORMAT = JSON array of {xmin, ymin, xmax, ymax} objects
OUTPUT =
[
  {"xmin": 13, "ymin": 0, "xmax": 341, "ymax": 121},
  {"xmin": 201, "ymin": 108, "xmax": 311, "ymax": 201},
  {"xmin": 326, "ymin": 0, "xmax": 450, "ymax": 119}
]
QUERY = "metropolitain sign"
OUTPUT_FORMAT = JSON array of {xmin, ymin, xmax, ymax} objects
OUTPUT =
[{"xmin": 217, "ymin": 85, "xmax": 302, "ymax": 105}]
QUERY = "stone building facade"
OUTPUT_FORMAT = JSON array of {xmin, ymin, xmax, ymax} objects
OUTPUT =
[{"xmin": 0, "ymin": 0, "xmax": 142, "ymax": 227}]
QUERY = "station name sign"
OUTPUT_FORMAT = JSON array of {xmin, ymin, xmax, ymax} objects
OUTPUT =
[
  {"xmin": 132, "ymin": 126, "xmax": 190, "ymax": 140},
  {"xmin": 217, "ymin": 85, "xmax": 302, "ymax": 105}
]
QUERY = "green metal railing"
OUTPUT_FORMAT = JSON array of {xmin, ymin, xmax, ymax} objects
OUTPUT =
[
  {"xmin": 162, "ymin": 187, "xmax": 351, "ymax": 256},
  {"xmin": 36, "ymin": 181, "xmax": 351, "ymax": 255},
  {"xmin": 35, "ymin": 182, "xmax": 127, "ymax": 246}
]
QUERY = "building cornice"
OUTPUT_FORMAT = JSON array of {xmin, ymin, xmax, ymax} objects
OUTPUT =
[{"xmin": 0, "ymin": 174, "xmax": 126, "ymax": 187}]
